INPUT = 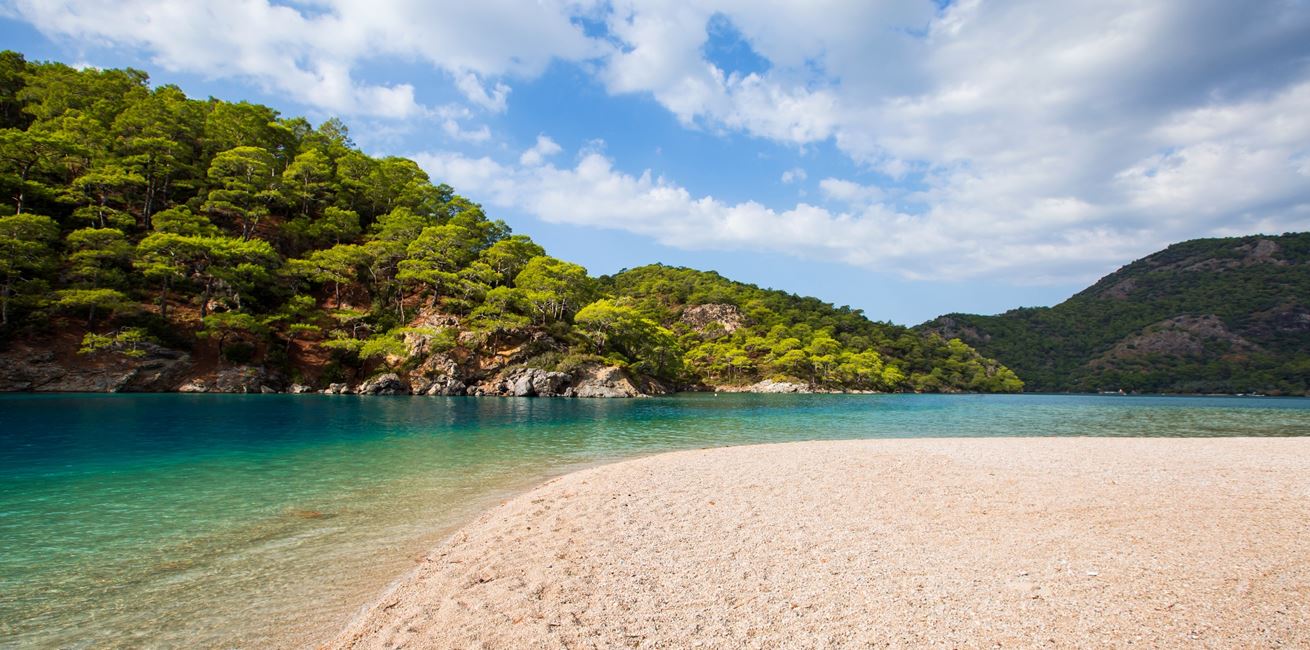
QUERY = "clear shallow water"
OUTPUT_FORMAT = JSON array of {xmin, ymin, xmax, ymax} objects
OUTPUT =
[{"xmin": 2, "ymin": 393, "xmax": 1308, "ymax": 648}]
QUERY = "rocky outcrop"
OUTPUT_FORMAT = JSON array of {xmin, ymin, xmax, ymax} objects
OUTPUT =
[
  {"xmin": 321, "ymin": 382, "xmax": 351, "ymax": 395},
  {"xmin": 178, "ymin": 365, "xmax": 272, "ymax": 393},
  {"xmin": 570, "ymin": 364, "xmax": 642, "ymax": 398},
  {"xmin": 680, "ymin": 303, "xmax": 744, "ymax": 339},
  {"xmin": 410, "ymin": 375, "xmax": 467, "ymax": 396},
  {"xmin": 472, "ymin": 367, "xmax": 573, "ymax": 397},
  {"xmin": 0, "ymin": 343, "xmax": 193, "ymax": 392},
  {"xmin": 920, "ymin": 316, "xmax": 990, "ymax": 345},
  {"xmin": 288, "ymin": 384, "xmax": 315, "ymax": 394},
  {"xmin": 717, "ymin": 379, "xmax": 811, "ymax": 394},
  {"xmin": 355, "ymin": 373, "xmax": 409, "ymax": 395},
  {"xmin": 1090, "ymin": 315, "xmax": 1258, "ymax": 367}
]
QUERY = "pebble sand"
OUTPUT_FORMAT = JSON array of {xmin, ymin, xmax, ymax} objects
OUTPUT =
[{"xmin": 331, "ymin": 438, "xmax": 1310, "ymax": 648}]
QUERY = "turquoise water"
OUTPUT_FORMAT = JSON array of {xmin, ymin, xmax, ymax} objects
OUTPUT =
[{"xmin": 2, "ymin": 393, "xmax": 1309, "ymax": 648}]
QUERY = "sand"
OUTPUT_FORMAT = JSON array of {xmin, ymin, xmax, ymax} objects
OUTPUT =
[{"xmin": 330, "ymin": 438, "xmax": 1310, "ymax": 648}]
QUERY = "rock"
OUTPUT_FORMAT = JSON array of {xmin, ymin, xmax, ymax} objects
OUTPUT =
[
  {"xmin": 717, "ymin": 379, "xmax": 810, "ymax": 394},
  {"xmin": 288, "ymin": 384, "xmax": 315, "ymax": 394},
  {"xmin": 0, "ymin": 342, "xmax": 193, "ymax": 393},
  {"xmin": 322, "ymin": 382, "xmax": 350, "ymax": 395},
  {"xmin": 208, "ymin": 366, "xmax": 268, "ymax": 393},
  {"xmin": 747, "ymin": 379, "xmax": 809, "ymax": 393},
  {"xmin": 178, "ymin": 379, "xmax": 208, "ymax": 393},
  {"xmin": 493, "ymin": 367, "xmax": 573, "ymax": 397},
  {"xmin": 570, "ymin": 364, "xmax": 641, "ymax": 398},
  {"xmin": 424, "ymin": 376, "xmax": 467, "ymax": 396},
  {"xmin": 260, "ymin": 385, "xmax": 277, "ymax": 394},
  {"xmin": 680, "ymin": 303, "xmax": 744, "ymax": 339},
  {"xmin": 356, "ymin": 373, "xmax": 409, "ymax": 395}
]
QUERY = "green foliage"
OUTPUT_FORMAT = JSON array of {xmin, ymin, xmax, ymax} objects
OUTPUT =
[
  {"xmin": 0, "ymin": 50, "xmax": 1019, "ymax": 395},
  {"xmin": 515, "ymin": 256, "xmax": 595, "ymax": 324},
  {"xmin": 604, "ymin": 265, "xmax": 1022, "ymax": 392},
  {"xmin": 574, "ymin": 299, "xmax": 682, "ymax": 379},
  {"xmin": 79, "ymin": 326, "xmax": 153, "ymax": 358},
  {"xmin": 54, "ymin": 288, "xmax": 131, "ymax": 326},
  {"xmin": 198, "ymin": 311, "xmax": 267, "ymax": 361}
]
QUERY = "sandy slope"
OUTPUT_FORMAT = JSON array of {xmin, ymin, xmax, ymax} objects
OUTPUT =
[{"xmin": 330, "ymin": 438, "xmax": 1310, "ymax": 648}]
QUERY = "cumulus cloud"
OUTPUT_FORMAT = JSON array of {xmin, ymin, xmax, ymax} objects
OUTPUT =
[
  {"xmin": 11, "ymin": 0, "xmax": 1310, "ymax": 283},
  {"xmin": 581, "ymin": 0, "xmax": 1310, "ymax": 281},
  {"xmin": 4, "ymin": 0, "xmax": 603, "ymax": 118},
  {"xmin": 780, "ymin": 167, "xmax": 806, "ymax": 184},
  {"xmin": 519, "ymin": 135, "xmax": 563, "ymax": 166}
]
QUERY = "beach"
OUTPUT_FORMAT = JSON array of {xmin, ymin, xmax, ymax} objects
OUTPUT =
[{"xmin": 332, "ymin": 437, "xmax": 1310, "ymax": 648}]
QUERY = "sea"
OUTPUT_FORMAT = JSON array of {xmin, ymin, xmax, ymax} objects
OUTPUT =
[{"xmin": 2, "ymin": 393, "xmax": 1308, "ymax": 648}]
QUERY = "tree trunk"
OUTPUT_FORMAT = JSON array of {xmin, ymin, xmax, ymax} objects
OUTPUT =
[
  {"xmin": 158, "ymin": 278, "xmax": 170, "ymax": 321},
  {"xmin": 201, "ymin": 279, "xmax": 213, "ymax": 317}
]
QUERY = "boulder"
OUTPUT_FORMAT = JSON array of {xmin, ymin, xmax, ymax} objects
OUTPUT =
[
  {"xmin": 260, "ymin": 385, "xmax": 278, "ymax": 394},
  {"xmin": 356, "ymin": 373, "xmax": 409, "ymax": 395},
  {"xmin": 322, "ymin": 382, "xmax": 350, "ymax": 395},
  {"xmin": 288, "ymin": 384, "xmax": 315, "ymax": 394},
  {"xmin": 497, "ymin": 367, "xmax": 573, "ymax": 397},
  {"xmin": 570, "ymin": 364, "xmax": 641, "ymax": 398},
  {"xmin": 424, "ymin": 376, "xmax": 467, "ymax": 396},
  {"xmin": 178, "ymin": 379, "xmax": 208, "ymax": 393}
]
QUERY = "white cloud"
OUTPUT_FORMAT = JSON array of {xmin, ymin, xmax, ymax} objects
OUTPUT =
[
  {"xmin": 413, "ymin": 148, "xmax": 1145, "ymax": 282},
  {"xmin": 6, "ymin": 0, "xmax": 604, "ymax": 118},
  {"xmin": 519, "ymin": 135, "xmax": 563, "ymax": 166},
  {"xmin": 582, "ymin": 0, "xmax": 1310, "ymax": 282},
  {"xmin": 780, "ymin": 167, "xmax": 806, "ymax": 184},
  {"xmin": 819, "ymin": 178, "xmax": 881, "ymax": 205},
  {"xmin": 11, "ymin": 0, "xmax": 1310, "ymax": 283}
]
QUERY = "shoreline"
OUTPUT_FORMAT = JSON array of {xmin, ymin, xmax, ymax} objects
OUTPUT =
[{"xmin": 330, "ymin": 437, "xmax": 1310, "ymax": 648}]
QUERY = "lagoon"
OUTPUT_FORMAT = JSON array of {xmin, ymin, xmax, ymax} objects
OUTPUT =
[{"xmin": 2, "ymin": 393, "xmax": 1309, "ymax": 648}]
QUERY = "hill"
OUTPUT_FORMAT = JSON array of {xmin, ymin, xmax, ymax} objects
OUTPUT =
[
  {"xmin": 0, "ymin": 51, "xmax": 1019, "ymax": 395},
  {"xmin": 921, "ymin": 233, "xmax": 1310, "ymax": 395}
]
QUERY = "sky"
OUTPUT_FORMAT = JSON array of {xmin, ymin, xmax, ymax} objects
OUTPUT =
[{"xmin": 2, "ymin": 1, "xmax": 1309, "ymax": 325}]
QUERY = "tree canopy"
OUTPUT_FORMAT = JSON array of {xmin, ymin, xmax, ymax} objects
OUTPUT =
[{"xmin": 0, "ymin": 50, "xmax": 1020, "ymax": 393}]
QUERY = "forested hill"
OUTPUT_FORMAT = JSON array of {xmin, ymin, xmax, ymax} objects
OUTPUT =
[
  {"xmin": 0, "ymin": 51, "xmax": 1021, "ymax": 395},
  {"xmin": 921, "ymin": 233, "xmax": 1310, "ymax": 395}
]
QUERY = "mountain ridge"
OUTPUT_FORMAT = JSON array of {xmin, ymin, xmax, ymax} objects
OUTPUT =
[{"xmin": 921, "ymin": 232, "xmax": 1310, "ymax": 395}]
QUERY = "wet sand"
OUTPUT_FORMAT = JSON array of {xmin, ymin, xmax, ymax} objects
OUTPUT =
[{"xmin": 331, "ymin": 437, "xmax": 1310, "ymax": 648}]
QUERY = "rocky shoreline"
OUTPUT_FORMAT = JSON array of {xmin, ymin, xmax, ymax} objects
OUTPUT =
[{"xmin": 0, "ymin": 341, "xmax": 858, "ymax": 397}]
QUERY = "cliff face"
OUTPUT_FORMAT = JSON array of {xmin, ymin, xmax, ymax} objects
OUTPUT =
[{"xmin": 920, "ymin": 233, "xmax": 1310, "ymax": 395}]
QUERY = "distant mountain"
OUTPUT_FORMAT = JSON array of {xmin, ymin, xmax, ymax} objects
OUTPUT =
[{"xmin": 921, "ymin": 233, "xmax": 1310, "ymax": 395}]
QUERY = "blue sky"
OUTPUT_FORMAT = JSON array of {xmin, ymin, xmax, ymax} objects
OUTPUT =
[{"xmin": 3, "ymin": 1, "xmax": 1309, "ymax": 325}]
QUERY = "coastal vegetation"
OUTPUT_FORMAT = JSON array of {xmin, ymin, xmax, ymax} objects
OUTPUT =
[
  {"xmin": 0, "ymin": 51, "xmax": 1020, "ymax": 394},
  {"xmin": 922, "ymin": 233, "xmax": 1310, "ymax": 395}
]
